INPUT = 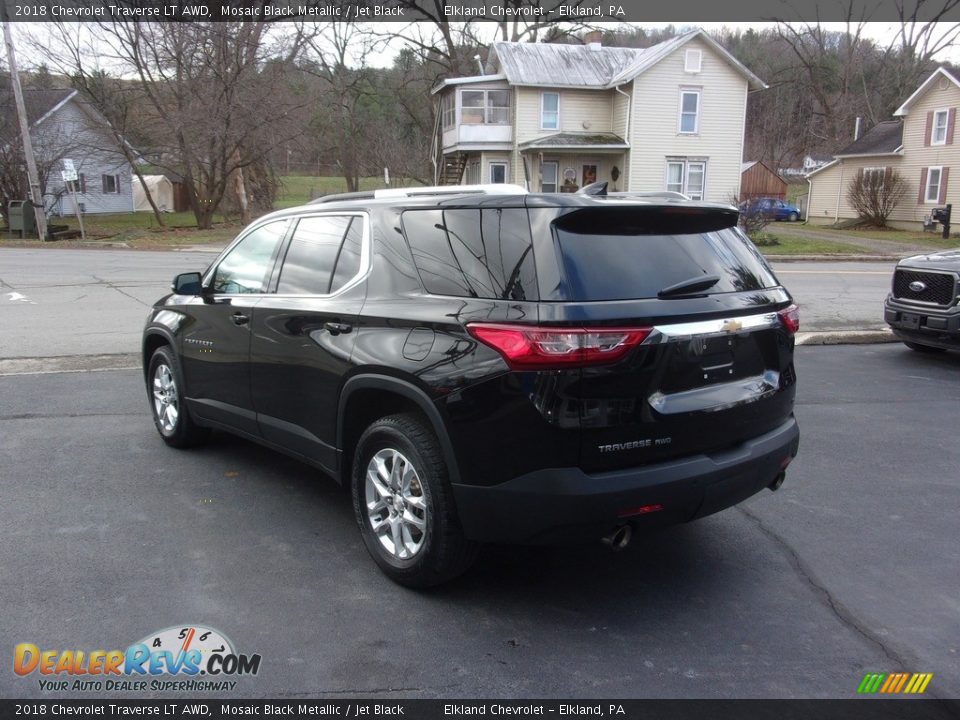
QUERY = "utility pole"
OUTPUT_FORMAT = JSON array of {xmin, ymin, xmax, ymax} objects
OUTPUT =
[{"xmin": 2, "ymin": 15, "xmax": 48, "ymax": 241}]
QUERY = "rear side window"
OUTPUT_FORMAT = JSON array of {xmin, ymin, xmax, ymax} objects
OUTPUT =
[
  {"xmin": 544, "ymin": 208, "xmax": 778, "ymax": 301},
  {"xmin": 277, "ymin": 215, "xmax": 363, "ymax": 295},
  {"xmin": 401, "ymin": 208, "xmax": 538, "ymax": 301}
]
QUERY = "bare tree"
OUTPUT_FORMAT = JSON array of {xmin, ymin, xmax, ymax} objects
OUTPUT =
[
  {"xmin": 36, "ymin": 21, "xmax": 314, "ymax": 229},
  {"xmin": 847, "ymin": 168, "xmax": 908, "ymax": 226}
]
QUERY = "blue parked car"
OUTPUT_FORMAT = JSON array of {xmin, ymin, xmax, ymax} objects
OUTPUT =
[{"xmin": 741, "ymin": 198, "xmax": 802, "ymax": 222}]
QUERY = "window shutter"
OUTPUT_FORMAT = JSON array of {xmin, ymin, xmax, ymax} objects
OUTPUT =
[
  {"xmin": 919, "ymin": 168, "xmax": 928, "ymax": 203},
  {"xmin": 947, "ymin": 109, "xmax": 956, "ymax": 144},
  {"xmin": 78, "ymin": 173, "xmax": 86, "ymax": 193},
  {"xmin": 939, "ymin": 167, "xmax": 949, "ymax": 204},
  {"xmin": 925, "ymin": 112, "xmax": 934, "ymax": 146}
]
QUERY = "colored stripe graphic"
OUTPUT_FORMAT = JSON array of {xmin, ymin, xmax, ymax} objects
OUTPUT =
[{"xmin": 858, "ymin": 672, "xmax": 932, "ymax": 694}]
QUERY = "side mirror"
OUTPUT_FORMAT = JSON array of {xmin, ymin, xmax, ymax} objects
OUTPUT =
[{"xmin": 172, "ymin": 272, "xmax": 203, "ymax": 296}]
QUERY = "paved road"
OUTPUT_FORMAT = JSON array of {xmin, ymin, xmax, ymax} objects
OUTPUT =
[
  {"xmin": 0, "ymin": 248, "xmax": 209, "ymax": 359},
  {"xmin": 1, "ymin": 344, "xmax": 958, "ymax": 699},
  {"xmin": 775, "ymin": 261, "xmax": 895, "ymax": 331},
  {"xmin": 0, "ymin": 249, "xmax": 898, "ymax": 363}
]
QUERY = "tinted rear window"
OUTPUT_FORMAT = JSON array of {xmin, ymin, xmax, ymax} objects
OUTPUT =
[
  {"xmin": 546, "ymin": 211, "xmax": 777, "ymax": 302},
  {"xmin": 402, "ymin": 209, "xmax": 537, "ymax": 300}
]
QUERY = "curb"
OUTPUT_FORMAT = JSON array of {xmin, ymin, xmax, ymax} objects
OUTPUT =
[
  {"xmin": 795, "ymin": 329, "xmax": 897, "ymax": 346},
  {"xmin": 0, "ymin": 353, "xmax": 141, "ymax": 376},
  {"xmin": 765, "ymin": 254, "xmax": 900, "ymax": 262}
]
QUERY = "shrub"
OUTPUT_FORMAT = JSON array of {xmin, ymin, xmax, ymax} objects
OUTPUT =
[{"xmin": 846, "ymin": 169, "xmax": 907, "ymax": 227}]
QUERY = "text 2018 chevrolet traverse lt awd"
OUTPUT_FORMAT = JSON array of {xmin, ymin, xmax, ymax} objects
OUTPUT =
[{"xmin": 142, "ymin": 184, "xmax": 800, "ymax": 587}]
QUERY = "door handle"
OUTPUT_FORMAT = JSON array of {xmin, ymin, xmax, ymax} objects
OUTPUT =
[
  {"xmin": 231, "ymin": 312, "xmax": 250, "ymax": 326},
  {"xmin": 324, "ymin": 321, "xmax": 353, "ymax": 335}
]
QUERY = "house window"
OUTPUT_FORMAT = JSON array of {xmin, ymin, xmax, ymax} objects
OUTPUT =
[
  {"xmin": 684, "ymin": 49, "xmax": 702, "ymax": 73},
  {"xmin": 441, "ymin": 92, "xmax": 455, "ymax": 129},
  {"xmin": 101, "ymin": 174, "xmax": 120, "ymax": 194},
  {"xmin": 489, "ymin": 162, "xmax": 507, "ymax": 184},
  {"xmin": 932, "ymin": 110, "xmax": 949, "ymax": 145},
  {"xmin": 925, "ymin": 166, "xmax": 943, "ymax": 203},
  {"xmin": 666, "ymin": 160, "xmax": 706, "ymax": 200},
  {"xmin": 541, "ymin": 162, "xmax": 558, "ymax": 192},
  {"xmin": 541, "ymin": 92, "xmax": 559, "ymax": 130},
  {"xmin": 460, "ymin": 89, "xmax": 511, "ymax": 125},
  {"xmin": 77, "ymin": 173, "xmax": 86, "ymax": 194},
  {"xmin": 863, "ymin": 167, "xmax": 887, "ymax": 190},
  {"xmin": 679, "ymin": 90, "xmax": 700, "ymax": 134}
]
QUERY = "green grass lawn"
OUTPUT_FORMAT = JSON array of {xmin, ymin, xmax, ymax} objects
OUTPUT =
[
  {"xmin": 752, "ymin": 233, "xmax": 868, "ymax": 256},
  {"xmin": 4, "ymin": 176, "xmax": 414, "ymax": 248},
  {"xmin": 275, "ymin": 175, "xmax": 415, "ymax": 208},
  {"xmin": 824, "ymin": 227, "xmax": 960, "ymax": 249}
]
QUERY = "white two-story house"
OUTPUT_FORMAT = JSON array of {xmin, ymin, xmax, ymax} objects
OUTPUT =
[{"xmin": 431, "ymin": 29, "xmax": 766, "ymax": 201}]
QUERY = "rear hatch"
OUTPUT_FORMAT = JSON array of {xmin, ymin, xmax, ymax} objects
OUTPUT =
[{"xmin": 529, "ymin": 203, "xmax": 798, "ymax": 473}]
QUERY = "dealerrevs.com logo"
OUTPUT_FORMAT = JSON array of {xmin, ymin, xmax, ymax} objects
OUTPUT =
[{"xmin": 14, "ymin": 625, "xmax": 261, "ymax": 692}]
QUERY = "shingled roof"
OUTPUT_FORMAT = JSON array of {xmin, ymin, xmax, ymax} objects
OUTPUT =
[
  {"xmin": 0, "ymin": 87, "xmax": 78, "ymax": 136},
  {"xmin": 481, "ymin": 29, "xmax": 766, "ymax": 91},
  {"xmin": 835, "ymin": 121, "xmax": 904, "ymax": 157}
]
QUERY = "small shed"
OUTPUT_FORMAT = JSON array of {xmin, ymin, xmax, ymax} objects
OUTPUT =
[
  {"xmin": 740, "ymin": 161, "xmax": 787, "ymax": 200},
  {"xmin": 132, "ymin": 175, "xmax": 175, "ymax": 212}
]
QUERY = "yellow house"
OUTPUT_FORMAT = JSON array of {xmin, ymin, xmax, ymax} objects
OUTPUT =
[
  {"xmin": 808, "ymin": 66, "xmax": 960, "ymax": 230},
  {"xmin": 431, "ymin": 29, "xmax": 766, "ymax": 202}
]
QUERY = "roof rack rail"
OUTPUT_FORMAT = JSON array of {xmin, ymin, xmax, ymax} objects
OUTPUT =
[
  {"xmin": 308, "ymin": 191, "xmax": 376, "ymax": 205},
  {"xmin": 608, "ymin": 191, "xmax": 692, "ymax": 201},
  {"xmin": 373, "ymin": 183, "xmax": 528, "ymax": 199},
  {"xmin": 608, "ymin": 191, "xmax": 691, "ymax": 201},
  {"xmin": 308, "ymin": 184, "xmax": 528, "ymax": 205}
]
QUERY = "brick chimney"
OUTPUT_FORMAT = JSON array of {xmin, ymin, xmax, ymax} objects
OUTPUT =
[{"xmin": 584, "ymin": 31, "xmax": 602, "ymax": 46}]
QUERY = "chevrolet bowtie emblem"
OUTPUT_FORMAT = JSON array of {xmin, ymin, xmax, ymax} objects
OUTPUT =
[{"xmin": 722, "ymin": 319, "xmax": 743, "ymax": 333}]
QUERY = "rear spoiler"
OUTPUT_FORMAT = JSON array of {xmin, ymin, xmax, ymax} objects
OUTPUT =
[{"xmin": 552, "ymin": 204, "xmax": 739, "ymax": 235}]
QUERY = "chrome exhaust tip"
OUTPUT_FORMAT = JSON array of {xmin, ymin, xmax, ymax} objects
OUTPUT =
[
  {"xmin": 769, "ymin": 472, "xmax": 786, "ymax": 492},
  {"xmin": 602, "ymin": 524, "xmax": 632, "ymax": 551}
]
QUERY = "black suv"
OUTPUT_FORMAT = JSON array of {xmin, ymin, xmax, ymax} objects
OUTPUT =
[
  {"xmin": 142, "ymin": 185, "xmax": 800, "ymax": 586},
  {"xmin": 885, "ymin": 250, "xmax": 960, "ymax": 352}
]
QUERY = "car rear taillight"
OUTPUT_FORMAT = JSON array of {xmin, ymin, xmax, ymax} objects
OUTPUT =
[
  {"xmin": 466, "ymin": 323, "xmax": 652, "ymax": 370},
  {"xmin": 777, "ymin": 304, "xmax": 800, "ymax": 334}
]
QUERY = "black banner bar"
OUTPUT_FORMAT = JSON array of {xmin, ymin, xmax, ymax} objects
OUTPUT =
[
  {"xmin": 3, "ymin": 0, "xmax": 960, "ymax": 23},
  {"xmin": 2, "ymin": 700, "xmax": 960, "ymax": 720}
]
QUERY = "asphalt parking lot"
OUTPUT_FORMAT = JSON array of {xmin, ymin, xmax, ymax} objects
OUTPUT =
[{"xmin": 1, "ymin": 344, "xmax": 958, "ymax": 699}]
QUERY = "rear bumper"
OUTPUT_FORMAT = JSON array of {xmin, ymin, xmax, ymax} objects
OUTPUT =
[
  {"xmin": 451, "ymin": 416, "xmax": 800, "ymax": 544},
  {"xmin": 884, "ymin": 296, "xmax": 960, "ymax": 349}
]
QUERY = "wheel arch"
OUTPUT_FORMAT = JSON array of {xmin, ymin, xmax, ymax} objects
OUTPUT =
[
  {"xmin": 337, "ymin": 375, "xmax": 461, "ymax": 486},
  {"xmin": 142, "ymin": 328, "xmax": 177, "ymax": 380}
]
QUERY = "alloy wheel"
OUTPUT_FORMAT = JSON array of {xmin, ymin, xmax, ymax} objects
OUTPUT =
[
  {"xmin": 152, "ymin": 363, "xmax": 179, "ymax": 433},
  {"xmin": 365, "ymin": 448, "xmax": 428, "ymax": 559}
]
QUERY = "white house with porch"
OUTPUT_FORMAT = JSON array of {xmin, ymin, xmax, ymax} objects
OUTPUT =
[{"xmin": 431, "ymin": 29, "xmax": 766, "ymax": 201}]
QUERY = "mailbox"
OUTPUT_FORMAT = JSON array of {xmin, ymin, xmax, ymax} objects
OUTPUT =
[
  {"xmin": 932, "ymin": 204, "xmax": 952, "ymax": 239},
  {"xmin": 7, "ymin": 200, "xmax": 36, "ymax": 238}
]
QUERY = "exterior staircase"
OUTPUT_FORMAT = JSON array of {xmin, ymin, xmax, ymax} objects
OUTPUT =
[{"xmin": 437, "ymin": 152, "xmax": 467, "ymax": 185}]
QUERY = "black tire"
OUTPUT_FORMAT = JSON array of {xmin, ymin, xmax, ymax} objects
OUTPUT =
[
  {"xmin": 147, "ymin": 346, "xmax": 209, "ymax": 448},
  {"xmin": 904, "ymin": 341, "xmax": 947, "ymax": 354},
  {"xmin": 351, "ymin": 413, "xmax": 479, "ymax": 588},
  {"xmin": 788, "ymin": 212, "xmax": 799, "ymax": 222}
]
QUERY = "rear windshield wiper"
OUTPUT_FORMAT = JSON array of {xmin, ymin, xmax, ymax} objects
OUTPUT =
[{"xmin": 658, "ymin": 274, "xmax": 721, "ymax": 298}]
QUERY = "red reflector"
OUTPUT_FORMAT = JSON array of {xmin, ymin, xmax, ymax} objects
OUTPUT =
[
  {"xmin": 617, "ymin": 504, "xmax": 664, "ymax": 519},
  {"xmin": 466, "ymin": 323, "xmax": 652, "ymax": 370},
  {"xmin": 779, "ymin": 454, "xmax": 794, "ymax": 470},
  {"xmin": 777, "ymin": 304, "xmax": 800, "ymax": 334}
]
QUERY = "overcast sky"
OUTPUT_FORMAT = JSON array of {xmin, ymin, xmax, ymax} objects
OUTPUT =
[{"xmin": 8, "ymin": 21, "xmax": 960, "ymax": 71}]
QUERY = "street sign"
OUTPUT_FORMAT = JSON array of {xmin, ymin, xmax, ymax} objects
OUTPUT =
[{"xmin": 62, "ymin": 159, "xmax": 77, "ymax": 182}]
